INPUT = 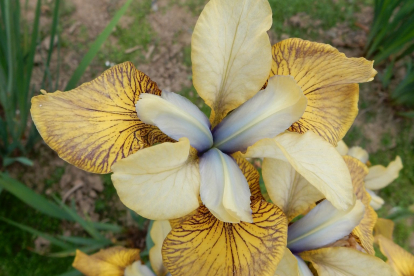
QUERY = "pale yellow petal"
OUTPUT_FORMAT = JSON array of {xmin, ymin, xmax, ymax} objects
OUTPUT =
[
  {"xmin": 72, "ymin": 247, "xmax": 140, "ymax": 276},
  {"xmin": 367, "ymin": 189, "xmax": 385, "ymax": 210},
  {"xmin": 271, "ymin": 38, "xmax": 377, "ymax": 145},
  {"xmin": 347, "ymin": 147, "xmax": 369, "ymax": 164},
  {"xmin": 374, "ymin": 218, "xmax": 394, "ymax": 240},
  {"xmin": 365, "ymin": 156, "xmax": 403, "ymax": 190},
  {"xmin": 112, "ymin": 138, "xmax": 200, "ymax": 220},
  {"xmin": 149, "ymin": 221, "xmax": 171, "ymax": 276},
  {"xmin": 274, "ymin": 248, "xmax": 300, "ymax": 276},
  {"xmin": 300, "ymin": 247, "xmax": 398, "ymax": 276},
  {"xmin": 263, "ymin": 159, "xmax": 324, "ymax": 221},
  {"xmin": 162, "ymin": 201, "xmax": 287, "ymax": 276},
  {"xmin": 377, "ymin": 235, "xmax": 414, "ymax": 276},
  {"xmin": 192, "ymin": 0, "xmax": 272, "ymax": 125},
  {"xmin": 343, "ymin": 156, "xmax": 377, "ymax": 255},
  {"xmin": 336, "ymin": 140, "xmax": 349, "ymax": 155},
  {"xmin": 125, "ymin": 261, "xmax": 156, "ymax": 276},
  {"xmin": 31, "ymin": 62, "xmax": 172, "ymax": 174},
  {"xmin": 244, "ymin": 131, "xmax": 354, "ymax": 210}
]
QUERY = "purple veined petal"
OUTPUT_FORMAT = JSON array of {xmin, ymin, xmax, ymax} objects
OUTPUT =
[
  {"xmin": 136, "ymin": 91, "xmax": 213, "ymax": 152},
  {"xmin": 287, "ymin": 199, "xmax": 364, "ymax": 253},
  {"xmin": 212, "ymin": 75, "xmax": 307, "ymax": 154}
]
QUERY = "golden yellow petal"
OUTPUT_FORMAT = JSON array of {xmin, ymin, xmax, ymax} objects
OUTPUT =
[
  {"xmin": 343, "ymin": 156, "xmax": 377, "ymax": 255},
  {"xmin": 271, "ymin": 38, "xmax": 377, "ymax": 145},
  {"xmin": 300, "ymin": 247, "xmax": 398, "ymax": 276},
  {"xmin": 31, "ymin": 62, "xmax": 172, "ymax": 174},
  {"xmin": 274, "ymin": 248, "xmax": 300, "ymax": 276},
  {"xmin": 149, "ymin": 221, "xmax": 171, "ymax": 276},
  {"xmin": 162, "ymin": 200, "xmax": 287, "ymax": 276},
  {"xmin": 73, "ymin": 248, "xmax": 135, "ymax": 276},
  {"xmin": 192, "ymin": 0, "xmax": 272, "ymax": 126},
  {"xmin": 377, "ymin": 235, "xmax": 414, "ymax": 276},
  {"xmin": 374, "ymin": 218, "xmax": 395, "ymax": 240}
]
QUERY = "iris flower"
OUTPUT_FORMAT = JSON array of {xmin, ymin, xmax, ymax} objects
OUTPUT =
[
  {"xmin": 72, "ymin": 220, "xmax": 171, "ymax": 276},
  {"xmin": 374, "ymin": 218, "xmax": 414, "ymax": 276},
  {"xmin": 72, "ymin": 246, "xmax": 154, "ymax": 276},
  {"xmin": 30, "ymin": 0, "xmax": 377, "ymax": 273},
  {"xmin": 336, "ymin": 141, "xmax": 403, "ymax": 209},
  {"xmin": 272, "ymin": 157, "xmax": 397, "ymax": 276}
]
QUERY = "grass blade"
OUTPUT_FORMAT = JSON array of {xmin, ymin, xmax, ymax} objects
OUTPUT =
[
  {"xmin": 58, "ymin": 235, "xmax": 111, "ymax": 246},
  {"xmin": 0, "ymin": 173, "xmax": 72, "ymax": 220},
  {"xmin": 58, "ymin": 270, "xmax": 82, "ymax": 276},
  {"xmin": 0, "ymin": 217, "xmax": 72, "ymax": 249},
  {"xmin": 65, "ymin": 0, "xmax": 133, "ymax": 90},
  {"xmin": 47, "ymin": 244, "xmax": 107, "ymax": 258}
]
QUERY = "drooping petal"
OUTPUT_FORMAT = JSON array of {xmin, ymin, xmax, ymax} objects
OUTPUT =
[
  {"xmin": 367, "ymin": 189, "xmax": 385, "ymax": 210},
  {"xmin": 263, "ymin": 159, "xmax": 324, "ymax": 221},
  {"xmin": 212, "ymin": 75, "xmax": 307, "ymax": 153},
  {"xmin": 136, "ymin": 91, "xmax": 213, "ymax": 152},
  {"xmin": 244, "ymin": 131, "xmax": 354, "ymax": 210},
  {"xmin": 374, "ymin": 218, "xmax": 394, "ymax": 240},
  {"xmin": 162, "ymin": 201, "xmax": 287, "ymax": 276},
  {"xmin": 149, "ymin": 220, "xmax": 171, "ymax": 276},
  {"xmin": 271, "ymin": 38, "xmax": 377, "ymax": 145},
  {"xmin": 199, "ymin": 148, "xmax": 252, "ymax": 223},
  {"xmin": 299, "ymin": 247, "xmax": 398, "ymax": 276},
  {"xmin": 335, "ymin": 140, "xmax": 349, "ymax": 155},
  {"xmin": 343, "ymin": 156, "xmax": 377, "ymax": 255},
  {"xmin": 72, "ymin": 247, "xmax": 140, "ymax": 276},
  {"xmin": 192, "ymin": 0, "xmax": 272, "ymax": 125},
  {"xmin": 365, "ymin": 156, "xmax": 403, "ymax": 190},
  {"xmin": 31, "ymin": 62, "xmax": 172, "ymax": 174},
  {"xmin": 347, "ymin": 146, "xmax": 369, "ymax": 164},
  {"xmin": 377, "ymin": 235, "xmax": 414, "ymax": 276},
  {"xmin": 287, "ymin": 199, "xmax": 364, "ymax": 253},
  {"xmin": 111, "ymin": 138, "xmax": 200, "ymax": 220},
  {"xmin": 274, "ymin": 248, "xmax": 300, "ymax": 276}
]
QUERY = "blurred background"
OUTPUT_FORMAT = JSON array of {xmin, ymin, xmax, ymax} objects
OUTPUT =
[{"xmin": 0, "ymin": 0, "xmax": 413, "ymax": 275}]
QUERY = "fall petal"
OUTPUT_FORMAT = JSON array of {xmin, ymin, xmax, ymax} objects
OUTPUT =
[
  {"xmin": 377, "ymin": 235, "xmax": 414, "ymax": 276},
  {"xmin": 31, "ymin": 62, "xmax": 171, "ymax": 174},
  {"xmin": 271, "ymin": 38, "xmax": 376, "ymax": 145},
  {"xmin": 149, "ymin": 220, "xmax": 171, "ymax": 276},
  {"xmin": 162, "ymin": 201, "xmax": 287, "ymax": 276}
]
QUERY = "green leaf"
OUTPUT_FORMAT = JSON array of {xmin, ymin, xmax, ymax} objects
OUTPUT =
[
  {"xmin": 47, "ymin": 244, "xmax": 106, "ymax": 258},
  {"xmin": 0, "ymin": 217, "xmax": 72, "ymax": 249},
  {"xmin": 0, "ymin": 173, "xmax": 72, "ymax": 220},
  {"xmin": 64, "ymin": 0, "xmax": 133, "ymax": 90},
  {"xmin": 58, "ymin": 235, "xmax": 111, "ymax": 246},
  {"xmin": 91, "ymin": 221, "xmax": 123, "ymax": 233},
  {"xmin": 398, "ymin": 111, "xmax": 414, "ymax": 118},
  {"xmin": 3, "ymin": 156, "xmax": 34, "ymax": 167}
]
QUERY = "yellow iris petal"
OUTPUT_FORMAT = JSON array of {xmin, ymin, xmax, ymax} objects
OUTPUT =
[
  {"xmin": 111, "ymin": 138, "xmax": 200, "ymax": 220},
  {"xmin": 270, "ymin": 38, "xmax": 377, "ymax": 145},
  {"xmin": 263, "ymin": 159, "xmax": 324, "ymax": 221},
  {"xmin": 31, "ymin": 62, "xmax": 172, "ymax": 174},
  {"xmin": 344, "ymin": 156, "xmax": 377, "ymax": 255},
  {"xmin": 300, "ymin": 247, "xmax": 398, "ymax": 276},
  {"xmin": 192, "ymin": 0, "xmax": 272, "ymax": 126},
  {"xmin": 72, "ymin": 247, "xmax": 140, "ymax": 276},
  {"xmin": 149, "ymin": 220, "xmax": 171, "ymax": 276},
  {"xmin": 162, "ymin": 200, "xmax": 287, "ymax": 276},
  {"xmin": 374, "ymin": 218, "xmax": 395, "ymax": 240},
  {"xmin": 365, "ymin": 156, "xmax": 403, "ymax": 190},
  {"xmin": 377, "ymin": 235, "xmax": 414, "ymax": 276}
]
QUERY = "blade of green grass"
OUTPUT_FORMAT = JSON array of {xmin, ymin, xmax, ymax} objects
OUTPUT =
[
  {"xmin": 0, "ymin": 217, "xmax": 72, "ymax": 249},
  {"xmin": 52, "ymin": 195, "xmax": 106, "ymax": 240},
  {"xmin": 47, "ymin": 244, "xmax": 107, "ymax": 258},
  {"xmin": 58, "ymin": 235, "xmax": 111, "ymax": 246},
  {"xmin": 58, "ymin": 270, "xmax": 82, "ymax": 276},
  {"xmin": 0, "ymin": 173, "xmax": 72, "ymax": 220},
  {"xmin": 91, "ymin": 221, "xmax": 123, "ymax": 233},
  {"xmin": 64, "ymin": 0, "xmax": 133, "ymax": 90}
]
